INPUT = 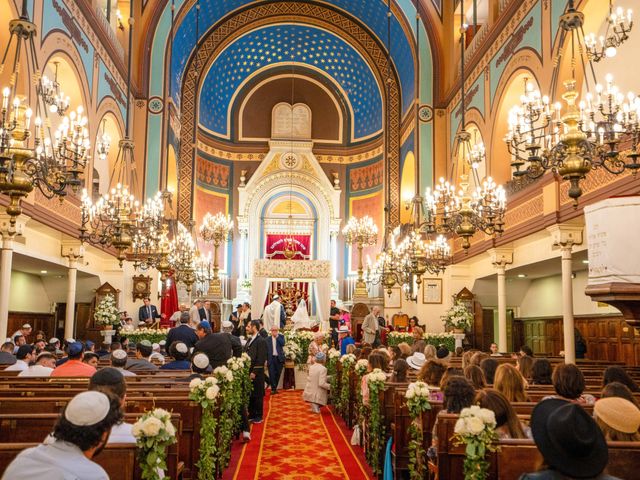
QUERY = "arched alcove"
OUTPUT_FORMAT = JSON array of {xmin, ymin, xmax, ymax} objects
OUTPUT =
[
  {"xmin": 400, "ymin": 151, "xmax": 416, "ymax": 224},
  {"xmin": 93, "ymin": 112, "xmax": 123, "ymax": 195}
]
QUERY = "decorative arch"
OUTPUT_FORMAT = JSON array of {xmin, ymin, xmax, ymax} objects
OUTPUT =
[{"xmin": 177, "ymin": 2, "xmax": 402, "ymax": 227}]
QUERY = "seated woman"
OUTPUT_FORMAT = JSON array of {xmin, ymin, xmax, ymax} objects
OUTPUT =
[
  {"xmin": 407, "ymin": 316, "xmax": 420, "ymax": 333},
  {"xmin": 601, "ymin": 381, "xmax": 640, "ymax": 408},
  {"xmin": 602, "ymin": 365, "xmax": 639, "ymax": 392},
  {"xmin": 390, "ymin": 359, "xmax": 409, "ymax": 383},
  {"xmin": 442, "ymin": 376, "xmax": 475, "ymax": 414},
  {"xmin": 464, "ymin": 365, "xmax": 487, "ymax": 390},
  {"xmin": 530, "ymin": 358, "xmax": 553, "ymax": 385},
  {"xmin": 418, "ymin": 360, "xmax": 447, "ymax": 401},
  {"xmin": 545, "ymin": 363, "xmax": 595, "ymax": 406},
  {"xmin": 520, "ymin": 399, "xmax": 618, "ymax": 480},
  {"xmin": 361, "ymin": 351, "xmax": 388, "ymax": 406},
  {"xmin": 307, "ymin": 331, "xmax": 325, "ymax": 364},
  {"xmin": 593, "ymin": 397, "xmax": 640, "ymax": 441},
  {"xmin": 494, "ymin": 363, "xmax": 530, "ymax": 402},
  {"xmin": 516, "ymin": 354, "xmax": 534, "ymax": 382},
  {"xmin": 475, "ymin": 388, "xmax": 531, "ymax": 439}
]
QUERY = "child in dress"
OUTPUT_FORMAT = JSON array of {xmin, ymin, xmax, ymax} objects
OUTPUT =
[{"xmin": 303, "ymin": 352, "xmax": 331, "ymax": 413}]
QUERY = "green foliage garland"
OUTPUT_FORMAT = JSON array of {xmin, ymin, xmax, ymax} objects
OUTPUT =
[
  {"xmin": 327, "ymin": 348, "xmax": 340, "ymax": 405},
  {"xmin": 213, "ymin": 366, "xmax": 236, "ymax": 471},
  {"xmin": 453, "ymin": 406, "xmax": 499, "ymax": 480},
  {"xmin": 132, "ymin": 408, "xmax": 177, "ymax": 480},
  {"xmin": 366, "ymin": 369, "xmax": 386, "ymax": 475},
  {"xmin": 405, "ymin": 382, "xmax": 432, "ymax": 480},
  {"xmin": 189, "ymin": 377, "xmax": 220, "ymax": 479},
  {"xmin": 338, "ymin": 354, "xmax": 356, "ymax": 416}
]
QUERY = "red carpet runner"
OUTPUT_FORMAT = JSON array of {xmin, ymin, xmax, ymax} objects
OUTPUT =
[{"xmin": 224, "ymin": 391, "xmax": 374, "ymax": 479}]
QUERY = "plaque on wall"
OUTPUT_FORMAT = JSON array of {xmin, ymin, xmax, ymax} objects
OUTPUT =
[
  {"xmin": 422, "ymin": 278, "xmax": 442, "ymax": 304},
  {"xmin": 132, "ymin": 275, "xmax": 152, "ymax": 301}
]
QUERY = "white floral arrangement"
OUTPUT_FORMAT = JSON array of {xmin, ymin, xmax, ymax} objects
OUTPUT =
[
  {"xmin": 189, "ymin": 377, "xmax": 220, "ymax": 407},
  {"xmin": 123, "ymin": 328, "xmax": 170, "ymax": 344},
  {"xmin": 453, "ymin": 405, "xmax": 499, "ymax": 480},
  {"xmin": 213, "ymin": 365, "xmax": 234, "ymax": 383},
  {"xmin": 355, "ymin": 359, "xmax": 369, "ymax": 376},
  {"xmin": 240, "ymin": 278, "xmax": 252, "ymax": 289},
  {"xmin": 283, "ymin": 341, "xmax": 301, "ymax": 361},
  {"xmin": 405, "ymin": 381, "xmax": 430, "ymax": 400},
  {"xmin": 328, "ymin": 348, "xmax": 341, "ymax": 360},
  {"xmin": 226, "ymin": 356, "xmax": 245, "ymax": 371},
  {"xmin": 283, "ymin": 329, "xmax": 317, "ymax": 365},
  {"xmin": 387, "ymin": 331, "xmax": 414, "ymax": 346},
  {"xmin": 367, "ymin": 368, "xmax": 387, "ymax": 384},
  {"xmin": 442, "ymin": 300, "xmax": 473, "ymax": 331},
  {"xmin": 132, "ymin": 408, "xmax": 177, "ymax": 480},
  {"xmin": 94, "ymin": 294, "xmax": 120, "ymax": 326},
  {"xmin": 339, "ymin": 353, "xmax": 357, "ymax": 365}
]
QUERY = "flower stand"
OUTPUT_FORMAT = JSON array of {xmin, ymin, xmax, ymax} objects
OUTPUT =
[{"xmin": 100, "ymin": 328, "xmax": 116, "ymax": 345}]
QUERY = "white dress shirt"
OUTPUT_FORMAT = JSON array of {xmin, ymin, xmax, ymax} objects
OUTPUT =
[
  {"xmin": 108, "ymin": 422, "xmax": 136, "ymax": 444},
  {"xmin": 2, "ymin": 440, "xmax": 109, "ymax": 479},
  {"xmin": 4, "ymin": 359, "xmax": 28, "ymax": 371},
  {"xmin": 18, "ymin": 365, "xmax": 53, "ymax": 377}
]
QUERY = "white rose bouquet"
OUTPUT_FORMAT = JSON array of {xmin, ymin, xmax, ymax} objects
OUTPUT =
[
  {"xmin": 355, "ymin": 359, "xmax": 369, "ymax": 376},
  {"xmin": 339, "ymin": 353, "xmax": 357, "ymax": 365},
  {"xmin": 94, "ymin": 294, "xmax": 120, "ymax": 327},
  {"xmin": 387, "ymin": 331, "xmax": 414, "ymax": 346},
  {"xmin": 213, "ymin": 365, "xmax": 234, "ymax": 384},
  {"xmin": 453, "ymin": 406, "xmax": 498, "ymax": 480},
  {"xmin": 405, "ymin": 381, "xmax": 432, "ymax": 480},
  {"xmin": 283, "ymin": 341, "xmax": 301, "ymax": 361},
  {"xmin": 328, "ymin": 348, "xmax": 341, "ymax": 360},
  {"xmin": 132, "ymin": 408, "xmax": 177, "ymax": 480},
  {"xmin": 189, "ymin": 376, "xmax": 221, "ymax": 478},
  {"xmin": 366, "ymin": 368, "xmax": 387, "ymax": 475}
]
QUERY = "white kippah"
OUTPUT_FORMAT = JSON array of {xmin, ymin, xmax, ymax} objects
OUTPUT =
[
  {"xmin": 175, "ymin": 342, "xmax": 188, "ymax": 354},
  {"xmin": 66, "ymin": 338, "xmax": 75, "ymax": 343},
  {"xmin": 65, "ymin": 391, "xmax": 110, "ymax": 426},
  {"xmin": 193, "ymin": 353, "xmax": 209, "ymax": 369},
  {"xmin": 49, "ymin": 337, "xmax": 59, "ymax": 344},
  {"xmin": 159, "ymin": 340, "xmax": 166, "ymax": 346},
  {"xmin": 112, "ymin": 349, "xmax": 127, "ymax": 360},
  {"xmin": 152, "ymin": 343, "xmax": 160, "ymax": 351}
]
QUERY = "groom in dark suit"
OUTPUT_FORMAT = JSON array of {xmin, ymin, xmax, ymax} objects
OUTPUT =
[
  {"xmin": 245, "ymin": 320, "xmax": 267, "ymax": 423},
  {"xmin": 266, "ymin": 326, "xmax": 285, "ymax": 394},
  {"xmin": 138, "ymin": 297, "xmax": 161, "ymax": 326}
]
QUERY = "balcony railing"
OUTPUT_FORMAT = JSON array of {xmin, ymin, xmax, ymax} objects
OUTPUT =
[{"xmin": 94, "ymin": 5, "xmax": 125, "ymax": 61}]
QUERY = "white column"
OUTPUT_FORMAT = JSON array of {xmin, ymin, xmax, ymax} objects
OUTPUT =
[
  {"xmin": 488, "ymin": 248, "xmax": 513, "ymax": 353},
  {"xmin": 330, "ymin": 231, "xmax": 338, "ymax": 283},
  {"xmin": 560, "ymin": 245, "xmax": 575, "ymax": 364},
  {"xmin": 238, "ymin": 228, "xmax": 247, "ymax": 280},
  {"xmin": 547, "ymin": 225, "xmax": 583, "ymax": 364},
  {"xmin": 65, "ymin": 259, "xmax": 78, "ymax": 340},
  {"xmin": 0, "ymin": 215, "xmax": 26, "ymax": 341},
  {"xmin": 61, "ymin": 242, "xmax": 84, "ymax": 342}
]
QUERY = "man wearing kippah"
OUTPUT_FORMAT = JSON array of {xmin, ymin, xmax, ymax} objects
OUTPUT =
[
  {"xmin": 110, "ymin": 349, "xmax": 136, "ymax": 376},
  {"xmin": 51, "ymin": 342, "xmax": 97, "ymax": 377},
  {"xmin": 125, "ymin": 340, "xmax": 159, "ymax": 372},
  {"xmin": 2, "ymin": 391, "xmax": 123, "ymax": 478}
]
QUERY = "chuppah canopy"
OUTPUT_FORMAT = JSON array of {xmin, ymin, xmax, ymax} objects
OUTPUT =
[{"xmin": 252, "ymin": 259, "xmax": 331, "ymax": 323}]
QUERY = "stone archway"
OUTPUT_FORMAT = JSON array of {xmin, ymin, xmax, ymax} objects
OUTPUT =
[{"xmin": 177, "ymin": 1, "xmax": 402, "ymax": 226}]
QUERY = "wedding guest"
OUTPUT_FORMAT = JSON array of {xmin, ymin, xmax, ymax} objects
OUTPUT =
[
  {"xmin": 110, "ymin": 349, "xmax": 136, "ymax": 377},
  {"xmin": 362, "ymin": 306, "xmax": 379, "ymax": 346},
  {"xmin": 412, "ymin": 340, "xmax": 426, "ymax": 354},
  {"xmin": 406, "ymin": 352, "xmax": 426, "ymax": 371},
  {"xmin": 138, "ymin": 297, "xmax": 161, "ymax": 326},
  {"xmin": 149, "ymin": 343, "xmax": 165, "ymax": 365},
  {"xmin": 442, "ymin": 377, "xmax": 475, "ymax": 414},
  {"xmin": 161, "ymin": 342, "xmax": 191, "ymax": 370},
  {"xmin": 189, "ymin": 299, "xmax": 203, "ymax": 327},
  {"xmin": 475, "ymin": 388, "xmax": 530, "ymax": 439},
  {"xmin": 424, "ymin": 344, "xmax": 437, "ymax": 361},
  {"xmin": 520, "ymin": 399, "xmax": 617, "ymax": 480},
  {"xmin": 418, "ymin": 360, "xmax": 447, "ymax": 401},
  {"xmin": 546, "ymin": 363, "xmax": 595, "ymax": 406},
  {"xmin": 89, "ymin": 368, "xmax": 135, "ymax": 444},
  {"xmin": 494, "ymin": 363, "xmax": 529, "ymax": 402},
  {"xmin": 0, "ymin": 341, "xmax": 16, "ymax": 365},
  {"xmin": 10, "ymin": 323, "xmax": 32, "ymax": 344},
  {"xmin": 516, "ymin": 354, "xmax": 534, "ymax": 381},
  {"xmin": 407, "ymin": 316, "xmax": 420, "ymax": 333},
  {"xmin": 166, "ymin": 311, "xmax": 199, "ymax": 350},
  {"xmin": 470, "ymin": 351, "xmax": 489, "ymax": 366},
  {"xmin": 397, "ymin": 342, "xmax": 411, "ymax": 359},
  {"xmin": 464, "ymin": 365, "xmax": 487, "ymax": 390},
  {"xmin": 267, "ymin": 326, "xmax": 285, "ymax": 395},
  {"xmin": 308, "ymin": 331, "xmax": 325, "ymax": 364},
  {"xmin": 601, "ymin": 382, "xmax": 640, "ymax": 408},
  {"xmin": 594, "ymin": 397, "xmax": 640, "ymax": 441},
  {"xmin": 246, "ymin": 320, "xmax": 267, "ymax": 423},
  {"xmin": 5, "ymin": 344, "xmax": 35, "ymax": 372},
  {"xmin": 412, "ymin": 326, "xmax": 424, "ymax": 344},
  {"xmin": 390, "ymin": 359, "xmax": 409, "ymax": 382},
  {"xmin": 530, "ymin": 358, "xmax": 553, "ymax": 385},
  {"xmin": 338, "ymin": 304, "xmax": 351, "ymax": 332},
  {"xmin": 2, "ymin": 391, "xmax": 122, "ymax": 479},
  {"xmin": 18, "ymin": 352, "xmax": 56, "ymax": 377},
  {"xmin": 361, "ymin": 351, "xmax": 388, "ymax": 406},
  {"xmin": 602, "ymin": 365, "xmax": 639, "ymax": 392},
  {"xmin": 338, "ymin": 326, "xmax": 355, "ymax": 355},
  {"xmin": 489, "ymin": 342, "xmax": 501, "ymax": 356},
  {"xmin": 125, "ymin": 341, "xmax": 159, "ymax": 372},
  {"xmin": 480, "ymin": 357, "xmax": 498, "ymax": 385},
  {"xmin": 82, "ymin": 352, "xmax": 99, "ymax": 369},
  {"xmin": 303, "ymin": 352, "xmax": 331, "ymax": 413},
  {"xmin": 238, "ymin": 302, "xmax": 252, "ymax": 336}
]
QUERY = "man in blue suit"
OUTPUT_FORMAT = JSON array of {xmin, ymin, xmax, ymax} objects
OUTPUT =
[
  {"xmin": 138, "ymin": 297, "xmax": 161, "ymax": 326},
  {"xmin": 266, "ymin": 325, "xmax": 285, "ymax": 394}
]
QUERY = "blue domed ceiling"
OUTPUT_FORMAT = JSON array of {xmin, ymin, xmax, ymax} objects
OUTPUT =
[
  {"xmin": 198, "ymin": 24, "xmax": 382, "ymax": 140},
  {"xmin": 170, "ymin": 0, "xmax": 416, "ymax": 136}
]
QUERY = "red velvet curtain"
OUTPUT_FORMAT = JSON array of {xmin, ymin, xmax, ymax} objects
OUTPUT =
[
  {"xmin": 265, "ymin": 234, "xmax": 311, "ymax": 260},
  {"xmin": 160, "ymin": 272, "xmax": 179, "ymax": 327}
]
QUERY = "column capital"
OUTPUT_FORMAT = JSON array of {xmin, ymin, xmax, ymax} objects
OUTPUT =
[
  {"xmin": 0, "ymin": 213, "xmax": 29, "ymax": 239},
  {"xmin": 487, "ymin": 247, "xmax": 513, "ymax": 268},
  {"xmin": 61, "ymin": 241, "xmax": 85, "ymax": 261},
  {"xmin": 547, "ymin": 224, "xmax": 583, "ymax": 249},
  {"xmin": 236, "ymin": 217, "xmax": 249, "ymax": 236}
]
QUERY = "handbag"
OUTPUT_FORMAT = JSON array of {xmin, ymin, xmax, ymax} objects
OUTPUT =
[{"xmin": 350, "ymin": 424, "xmax": 361, "ymax": 445}]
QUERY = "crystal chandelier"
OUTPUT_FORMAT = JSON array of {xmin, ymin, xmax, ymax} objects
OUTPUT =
[
  {"xmin": 343, "ymin": 216, "xmax": 378, "ymax": 297},
  {"xmin": 95, "ymin": 119, "xmax": 111, "ymax": 162},
  {"xmin": 424, "ymin": 18, "xmax": 506, "ymax": 251},
  {"xmin": 80, "ymin": 1, "xmax": 162, "ymax": 264},
  {"xmin": 506, "ymin": 0, "xmax": 639, "ymax": 204},
  {"xmin": 194, "ymin": 251, "xmax": 213, "ymax": 297},
  {"xmin": 199, "ymin": 212, "xmax": 233, "ymax": 296},
  {"xmin": 585, "ymin": 1, "xmax": 633, "ymax": 62},
  {"xmin": 38, "ymin": 61, "xmax": 70, "ymax": 116},
  {"xmin": 0, "ymin": 1, "xmax": 91, "ymax": 225},
  {"xmin": 169, "ymin": 222, "xmax": 197, "ymax": 293}
]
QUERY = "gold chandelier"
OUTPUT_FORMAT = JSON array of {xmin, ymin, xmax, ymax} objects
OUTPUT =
[
  {"xmin": 585, "ymin": 0, "xmax": 633, "ymax": 62},
  {"xmin": 424, "ymin": 15, "xmax": 506, "ymax": 251},
  {"xmin": 80, "ymin": 0, "xmax": 162, "ymax": 264},
  {"xmin": 506, "ymin": 0, "xmax": 639, "ymax": 204},
  {"xmin": 199, "ymin": 212, "xmax": 233, "ymax": 296},
  {"xmin": 0, "ymin": 0, "xmax": 91, "ymax": 225},
  {"xmin": 343, "ymin": 215, "xmax": 378, "ymax": 297}
]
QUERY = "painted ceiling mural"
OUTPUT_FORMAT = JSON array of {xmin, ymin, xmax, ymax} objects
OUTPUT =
[
  {"xmin": 198, "ymin": 24, "xmax": 382, "ymax": 140},
  {"xmin": 170, "ymin": 0, "xmax": 416, "ymax": 115}
]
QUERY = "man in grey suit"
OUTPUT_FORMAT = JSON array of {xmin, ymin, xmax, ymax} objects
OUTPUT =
[{"xmin": 362, "ymin": 306, "xmax": 380, "ymax": 345}]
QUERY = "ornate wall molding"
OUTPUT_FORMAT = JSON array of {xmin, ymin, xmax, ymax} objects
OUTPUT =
[
  {"xmin": 177, "ymin": 1, "xmax": 401, "ymax": 226},
  {"xmin": 253, "ymin": 259, "xmax": 331, "ymax": 279}
]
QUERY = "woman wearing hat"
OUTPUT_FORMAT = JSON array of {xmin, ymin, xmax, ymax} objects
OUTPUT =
[
  {"xmin": 593, "ymin": 397, "xmax": 640, "ymax": 442},
  {"xmin": 520, "ymin": 399, "xmax": 620, "ymax": 479}
]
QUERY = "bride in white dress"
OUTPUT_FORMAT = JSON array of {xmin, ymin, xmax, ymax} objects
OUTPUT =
[{"xmin": 291, "ymin": 296, "xmax": 315, "ymax": 330}]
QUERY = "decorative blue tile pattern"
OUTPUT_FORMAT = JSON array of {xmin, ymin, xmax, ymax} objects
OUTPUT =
[
  {"xmin": 197, "ymin": 24, "xmax": 382, "ymax": 140},
  {"xmin": 170, "ymin": 0, "xmax": 415, "ymax": 115}
]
